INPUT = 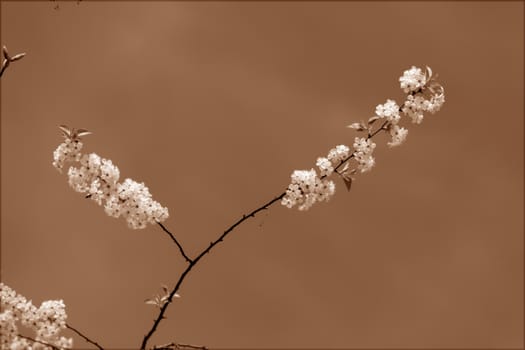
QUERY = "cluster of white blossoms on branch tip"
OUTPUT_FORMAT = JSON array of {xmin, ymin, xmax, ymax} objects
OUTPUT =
[
  {"xmin": 0, "ymin": 283, "xmax": 72, "ymax": 350},
  {"xmin": 53, "ymin": 125, "xmax": 169, "ymax": 229},
  {"xmin": 282, "ymin": 65, "xmax": 445, "ymax": 211}
]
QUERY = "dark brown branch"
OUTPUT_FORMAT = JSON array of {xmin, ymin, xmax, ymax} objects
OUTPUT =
[
  {"xmin": 153, "ymin": 342, "xmax": 207, "ymax": 350},
  {"xmin": 66, "ymin": 323, "xmax": 104, "ymax": 350},
  {"xmin": 140, "ymin": 192, "xmax": 286, "ymax": 350},
  {"xmin": 157, "ymin": 222, "xmax": 192, "ymax": 263}
]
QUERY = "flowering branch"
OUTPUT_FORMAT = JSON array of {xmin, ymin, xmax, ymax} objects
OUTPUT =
[
  {"xmin": 66, "ymin": 323, "xmax": 104, "ymax": 350},
  {"xmin": 17, "ymin": 334, "xmax": 62, "ymax": 350},
  {"xmin": 140, "ymin": 192, "xmax": 285, "ymax": 350},
  {"xmin": 41, "ymin": 65, "xmax": 445, "ymax": 350},
  {"xmin": 0, "ymin": 46, "xmax": 26, "ymax": 78}
]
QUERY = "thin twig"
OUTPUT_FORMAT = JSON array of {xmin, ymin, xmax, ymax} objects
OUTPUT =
[
  {"xmin": 153, "ymin": 341, "xmax": 208, "ymax": 350},
  {"xmin": 66, "ymin": 323, "xmax": 104, "ymax": 350},
  {"xmin": 157, "ymin": 221, "xmax": 193, "ymax": 263},
  {"xmin": 17, "ymin": 334, "xmax": 62, "ymax": 350},
  {"xmin": 140, "ymin": 192, "xmax": 285, "ymax": 350},
  {"xmin": 0, "ymin": 46, "xmax": 26, "ymax": 78}
]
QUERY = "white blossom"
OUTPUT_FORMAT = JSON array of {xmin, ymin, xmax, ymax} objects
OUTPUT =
[
  {"xmin": 375, "ymin": 99, "xmax": 401, "ymax": 124},
  {"xmin": 52, "ymin": 139, "xmax": 83, "ymax": 172},
  {"xmin": 402, "ymin": 94, "xmax": 427, "ymax": 124},
  {"xmin": 353, "ymin": 137, "xmax": 376, "ymax": 173},
  {"xmin": 0, "ymin": 283, "xmax": 73, "ymax": 350},
  {"xmin": 399, "ymin": 66, "xmax": 426, "ymax": 93},
  {"xmin": 281, "ymin": 169, "xmax": 335, "ymax": 211},
  {"xmin": 387, "ymin": 125, "xmax": 408, "ymax": 147},
  {"xmin": 54, "ymin": 136, "xmax": 169, "ymax": 229},
  {"xmin": 327, "ymin": 145, "xmax": 350, "ymax": 164},
  {"xmin": 316, "ymin": 157, "xmax": 333, "ymax": 177}
]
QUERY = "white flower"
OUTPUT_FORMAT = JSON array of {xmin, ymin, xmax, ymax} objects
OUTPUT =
[
  {"xmin": 399, "ymin": 66, "xmax": 426, "ymax": 93},
  {"xmin": 353, "ymin": 137, "xmax": 376, "ymax": 173},
  {"xmin": 423, "ymin": 90, "xmax": 445, "ymax": 114},
  {"xmin": 0, "ymin": 283, "xmax": 73, "ymax": 349},
  {"xmin": 375, "ymin": 99, "xmax": 401, "ymax": 124},
  {"xmin": 402, "ymin": 94, "xmax": 427, "ymax": 124},
  {"xmin": 281, "ymin": 169, "xmax": 336, "ymax": 210},
  {"xmin": 52, "ymin": 139, "xmax": 83, "ymax": 172},
  {"xmin": 115, "ymin": 179, "xmax": 169, "ymax": 229},
  {"xmin": 387, "ymin": 125, "xmax": 408, "ymax": 147},
  {"xmin": 316, "ymin": 157, "xmax": 333, "ymax": 177},
  {"xmin": 54, "ymin": 140, "xmax": 168, "ymax": 229},
  {"xmin": 327, "ymin": 145, "xmax": 350, "ymax": 164}
]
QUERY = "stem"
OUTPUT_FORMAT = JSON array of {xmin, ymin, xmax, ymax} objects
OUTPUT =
[
  {"xmin": 157, "ymin": 222, "xmax": 193, "ymax": 263},
  {"xmin": 140, "ymin": 192, "xmax": 286, "ymax": 350},
  {"xmin": 66, "ymin": 323, "xmax": 105, "ymax": 350}
]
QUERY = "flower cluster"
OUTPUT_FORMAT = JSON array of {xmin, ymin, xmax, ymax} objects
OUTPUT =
[
  {"xmin": 281, "ymin": 169, "xmax": 335, "ymax": 211},
  {"xmin": 283, "ymin": 65, "xmax": 445, "ymax": 211},
  {"xmin": 0, "ymin": 283, "xmax": 73, "ymax": 350},
  {"xmin": 353, "ymin": 137, "xmax": 376, "ymax": 173},
  {"xmin": 399, "ymin": 66, "xmax": 445, "ymax": 124},
  {"xmin": 399, "ymin": 66, "xmax": 426, "ymax": 93},
  {"xmin": 52, "ymin": 138, "xmax": 83, "ymax": 172},
  {"xmin": 282, "ymin": 145, "xmax": 350, "ymax": 210},
  {"xmin": 53, "ymin": 128, "xmax": 169, "ymax": 229}
]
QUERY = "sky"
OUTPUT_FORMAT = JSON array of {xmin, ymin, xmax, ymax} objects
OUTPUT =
[{"xmin": 1, "ymin": 1, "xmax": 523, "ymax": 349}]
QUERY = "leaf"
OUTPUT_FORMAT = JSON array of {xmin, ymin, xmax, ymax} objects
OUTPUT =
[
  {"xmin": 347, "ymin": 122, "xmax": 365, "ymax": 131},
  {"xmin": 426, "ymin": 66, "xmax": 433, "ymax": 81},
  {"xmin": 342, "ymin": 174, "xmax": 353, "ymax": 192},
  {"xmin": 58, "ymin": 125, "xmax": 72, "ymax": 138},
  {"xmin": 368, "ymin": 115, "xmax": 380, "ymax": 125},
  {"xmin": 75, "ymin": 128, "xmax": 92, "ymax": 138},
  {"xmin": 10, "ymin": 53, "xmax": 26, "ymax": 62},
  {"xmin": 2, "ymin": 46, "xmax": 9, "ymax": 60}
]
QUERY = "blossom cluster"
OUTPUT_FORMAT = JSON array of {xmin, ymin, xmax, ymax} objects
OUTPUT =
[
  {"xmin": 53, "ymin": 129, "xmax": 169, "ymax": 229},
  {"xmin": 281, "ymin": 145, "xmax": 349, "ymax": 210},
  {"xmin": 282, "ymin": 65, "xmax": 445, "ymax": 210},
  {"xmin": 399, "ymin": 66, "xmax": 445, "ymax": 124},
  {"xmin": 0, "ymin": 283, "xmax": 72, "ymax": 350}
]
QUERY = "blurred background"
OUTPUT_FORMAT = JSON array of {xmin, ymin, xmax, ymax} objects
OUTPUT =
[{"xmin": 1, "ymin": 1, "xmax": 523, "ymax": 349}]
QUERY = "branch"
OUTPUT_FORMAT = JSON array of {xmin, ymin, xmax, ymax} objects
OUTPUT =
[
  {"xmin": 0, "ymin": 45, "xmax": 26, "ymax": 78},
  {"xmin": 157, "ymin": 222, "xmax": 193, "ymax": 263},
  {"xmin": 140, "ymin": 192, "xmax": 286, "ymax": 350},
  {"xmin": 153, "ymin": 341, "xmax": 207, "ymax": 350},
  {"xmin": 141, "ymin": 96, "xmax": 413, "ymax": 349},
  {"xmin": 66, "ymin": 323, "xmax": 104, "ymax": 350}
]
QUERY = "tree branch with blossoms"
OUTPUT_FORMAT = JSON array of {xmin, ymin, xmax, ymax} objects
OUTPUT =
[{"xmin": 1, "ymin": 65, "xmax": 444, "ymax": 350}]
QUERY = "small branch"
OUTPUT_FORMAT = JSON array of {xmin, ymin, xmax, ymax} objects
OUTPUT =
[
  {"xmin": 153, "ymin": 342, "xmax": 208, "ymax": 350},
  {"xmin": 140, "ymin": 192, "xmax": 286, "ymax": 350},
  {"xmin": 66, "ymin": 323, "xmax": 104, "ymax": 350},
  {"xmin": 17, "ymin": 334, "xmax": 62, "ymax": 350},
  {"xmin": 0, "ymin": 46, "xmax": 26, "ymax": 78},
  {"xmin": 157, "ymin": 222, "xmax": 193, "ymax": 263}
]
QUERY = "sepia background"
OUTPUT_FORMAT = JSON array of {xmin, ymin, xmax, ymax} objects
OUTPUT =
[{"xmin": 1, "ymin": 1, "xmax": 523, "ymax": 349}]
